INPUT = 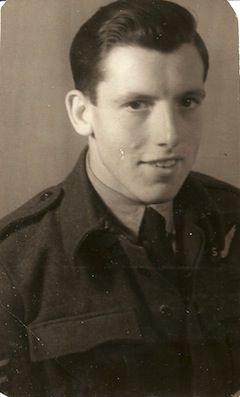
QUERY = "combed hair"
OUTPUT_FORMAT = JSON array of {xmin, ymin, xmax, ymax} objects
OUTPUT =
[{"xmin": 70, "ymin": 0, "xmax": 209, "ymax": 103}]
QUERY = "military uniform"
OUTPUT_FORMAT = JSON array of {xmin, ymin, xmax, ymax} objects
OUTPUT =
[{"xmin": 0, "ymin": 148, "xmax": 240, "ymax": 397}]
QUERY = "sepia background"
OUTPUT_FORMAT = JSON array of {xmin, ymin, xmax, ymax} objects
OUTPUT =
[{"xmin": 0, "ymin": 0, "xmax": 239, "ymax": 218}]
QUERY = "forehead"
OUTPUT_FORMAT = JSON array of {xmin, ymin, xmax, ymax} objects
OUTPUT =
[{"xmin": 98, "ymin": 44, "xmax": 204, "ymax": 97}]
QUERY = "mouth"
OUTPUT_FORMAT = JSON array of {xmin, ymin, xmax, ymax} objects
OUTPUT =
[{"xmin": 141, "ymin": 157, "xmax": 182, "ymax": 169}]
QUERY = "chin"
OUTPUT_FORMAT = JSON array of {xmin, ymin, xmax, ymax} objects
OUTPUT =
[
  {"xmin": 136, "ymin": 190, "xmax": 176, "ymax": 205},
  {"xmin": 137, "ymin": 181, "xmax": 181, "ymax": 204},
  {"xmin": 139, "ymin": 171, "xmax": 187, "ymax": 200}
]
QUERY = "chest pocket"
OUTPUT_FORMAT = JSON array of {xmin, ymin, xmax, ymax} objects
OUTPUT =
[
  {"xmin": 27, "ymin": 310, "xmax": 143, "ymax": 362},
  {"xmin": 27, "ymin": 310, "xmax": 189, "ymax": 397}
]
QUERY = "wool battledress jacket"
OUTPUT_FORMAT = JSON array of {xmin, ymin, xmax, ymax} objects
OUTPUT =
[{"xmin": 0, "ymin": 149, "xmax": 240, "ymax": 397}]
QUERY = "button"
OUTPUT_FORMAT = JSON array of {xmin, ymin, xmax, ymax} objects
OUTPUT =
[
  {"xmin": 183, "ymin": 270, "xmax": 192, "ymax": 278},
  {"xmin": 137, "ymin": 268, "xmax": 152, "ymax": 277},
  {"xmin": 142, "ymin": 239, "xmax": 150, "ymax": 249},
  {"xmin": 40, "ymin": 191, "xmax": 53, "ymax": 201},
  {"xmin": 159, "ymin": 304, "xmax": 173, "ymax": 317},
  {"xmin": 103, "ymin": 220, "xmax": 110, "ymax": 230}
]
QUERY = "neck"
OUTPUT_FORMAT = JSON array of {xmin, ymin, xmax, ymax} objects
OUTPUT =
[{"xmin": 86, "ymin": 151, "xmax": 174, "ymax": 236}]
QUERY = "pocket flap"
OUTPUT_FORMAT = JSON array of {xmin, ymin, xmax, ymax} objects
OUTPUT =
[
  {"xmin": 218, "ymin": 299, "xmax": 240, "ymax": 321},
  {"xmin": 28, "ymin": 310, "xmax": 142, "ymax": 362}
]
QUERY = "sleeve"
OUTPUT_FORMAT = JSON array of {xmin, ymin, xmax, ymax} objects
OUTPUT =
[{"xmin": 0, "ymin": 265, "xmax": 25, "ymax": 396}]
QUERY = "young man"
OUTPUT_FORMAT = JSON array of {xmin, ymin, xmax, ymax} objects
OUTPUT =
[{"xmin": 0, "ymin": 1, "xmax": 239, "ymax": 396}]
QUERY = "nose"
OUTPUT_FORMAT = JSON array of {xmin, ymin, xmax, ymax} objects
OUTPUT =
[{"xmin": 149, "ymin": 102, "xmax": 179, "ymax": 149}]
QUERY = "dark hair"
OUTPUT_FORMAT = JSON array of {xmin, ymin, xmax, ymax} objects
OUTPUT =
[{"xmin": 70, "ymin": 0, "xmax": 209, "ymax": 103}]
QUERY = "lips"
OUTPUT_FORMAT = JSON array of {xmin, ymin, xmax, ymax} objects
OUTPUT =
[
  {"xmin": 141, "ymin": 157, "xmax": 182, "ymax": 168},
  {"xmin": 150, "ymin": 159, "xmax": 177, "ymax": 168}
]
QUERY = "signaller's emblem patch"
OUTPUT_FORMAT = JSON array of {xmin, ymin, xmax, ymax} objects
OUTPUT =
[{"xmin": 221, "ymin": 225, "xmax": 237, "ymax": 259}]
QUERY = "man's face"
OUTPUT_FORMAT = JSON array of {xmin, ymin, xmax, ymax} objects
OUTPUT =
[{"xmin": 87, "ymin": 44, "xmax": 206, "ymax": 204}]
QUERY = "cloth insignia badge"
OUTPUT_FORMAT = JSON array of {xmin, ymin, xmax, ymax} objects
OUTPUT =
[
  {"xmin": 231, "ymin": 391, "xmax": 240, "ymax": 397},
  {"xmin": 220, "ymin": 224, "xmax": 237, "ymax": 259}
]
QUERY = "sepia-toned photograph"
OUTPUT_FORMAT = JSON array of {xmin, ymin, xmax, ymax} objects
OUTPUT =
[{"xmin": 0, "ymin": 1, "xmax": 240, "ymax": 396}]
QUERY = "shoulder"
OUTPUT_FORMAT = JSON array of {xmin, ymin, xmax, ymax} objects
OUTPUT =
[
  {"xmin": 191, "ymin": 171, "xmax": 240, "ymax": 197},
  {"xmin": 0, "ymin": 185, "xmax": 64, "ymax": 243},
  {"xmin": 190, "ymin": 171, "xmax": 240, "ymax": 217},
  {"xmin": 0, "ymin": 185, "xmax": 65, "ymax": 321},
  {"xmin": 190, "ymin": 171, "xmax": 240, "ymax": 197}
]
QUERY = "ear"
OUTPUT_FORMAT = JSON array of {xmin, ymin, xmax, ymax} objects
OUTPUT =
[{"xmin": 65, "ymin": 90, "xmax": 93, "ymax": 137}]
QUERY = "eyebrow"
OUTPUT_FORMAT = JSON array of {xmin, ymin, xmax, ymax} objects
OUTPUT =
[
  {"xmin": 113, "ymin": 93, "xmax": 159, "ymax": 104},
  {"xmin": 114, "ymin": 88, "xmax": 206, "ymax": 105},
  {"xmin": 177, "ymin": 89, "xmax": 206, "ymax": 99}
]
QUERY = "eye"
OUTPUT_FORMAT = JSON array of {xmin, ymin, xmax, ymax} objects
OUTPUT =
[
  {"xmin": 179, "ymin": 96, "xmax": 201, "ymax": 110},
  {"xmin": 126, "ymin": 100, "xmax": 151, "ymax": 111}
]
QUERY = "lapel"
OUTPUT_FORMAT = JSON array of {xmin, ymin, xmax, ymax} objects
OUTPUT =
[{"xmin": 175, "ymin": 174, "xmax": 235, "ymax": 396}]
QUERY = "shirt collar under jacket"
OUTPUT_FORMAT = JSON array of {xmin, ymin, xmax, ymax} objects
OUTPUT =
[
  {"xmin": 86, "ymin": 151, "xmax": 174, "ymax": 237},
  {"xmin": 58, "ymin": 146, "xmax": 226, "ymax": 264}
]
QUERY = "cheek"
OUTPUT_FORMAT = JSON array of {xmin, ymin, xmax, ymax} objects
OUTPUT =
[
  {"xmin": 182, "ymin": 114, "xmax": 202, "ymax": 145},
  {"xmin": 119, "ymin": 118, "xmax": 147, "ymax": 152},
  {"xmin": 183, "ymin": 135, "xmax": 201, "ymax": 165},
  {"xmin": 189, "ymin": 111, "xmax": 203, "ymax": 131},
  {"xmin": 108, "ymin": 124, "xmax": 146, "ymax": 153},
  {"xmin": 92, "ymin": 108, "xmax": 147, "ymax": 154}
]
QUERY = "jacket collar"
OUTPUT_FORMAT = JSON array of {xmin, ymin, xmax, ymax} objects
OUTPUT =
[
  {"xmin": 175, "ymin": 173, "xmax": 225, "ymax": 260},
  {"xmin": 58, "ymin": 147, "xmax": 226, "ymax": 263},
  {"xmin": 58, "ymin": 147, "xmax": 113, "ymax": 262}
]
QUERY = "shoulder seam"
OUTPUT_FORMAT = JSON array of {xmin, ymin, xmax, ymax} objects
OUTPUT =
[
  {"xmin": 191, "ymin": 172, "xmax": 240, "ymax": 198},
  {"xmin": 0, "ymin": 187, "xmax": 64, "ymax": 243},
  {"xmin": 204, "ymin": 184, "xmax": 240, "ymax": 198}
]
